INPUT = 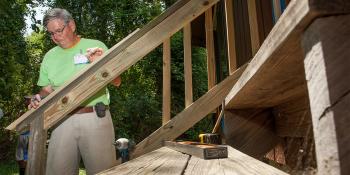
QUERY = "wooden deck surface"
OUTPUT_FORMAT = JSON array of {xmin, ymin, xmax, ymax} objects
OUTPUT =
[{"xmin": 98, "ymin": 146, "xmax": 287, "ymax": 175}]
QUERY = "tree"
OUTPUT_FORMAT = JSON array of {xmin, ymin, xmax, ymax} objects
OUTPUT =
[{"xmin": 0, "ymin": 0, "xmax": 32, "ymax": 161}]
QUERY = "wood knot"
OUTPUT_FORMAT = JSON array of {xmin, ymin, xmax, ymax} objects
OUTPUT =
[
  {"xmin": 203, "ymin": 1, "xmax": 209, "ymax": 6},
  {"xmin": 61, "ymin": 96, "xmax": 68, "ymax": 104},
  {"xmin": 102, "ymin": 72, "xmax": 109, "ymax": 78}
]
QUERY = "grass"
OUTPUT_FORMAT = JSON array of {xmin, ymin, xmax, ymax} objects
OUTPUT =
[
  {"xmin": 0, "ymin": 161, "xmax": 19, "ymax": 175},
  {"xmin": 0, "ymin": 161, "xmax": 86, "ymax": 175}
]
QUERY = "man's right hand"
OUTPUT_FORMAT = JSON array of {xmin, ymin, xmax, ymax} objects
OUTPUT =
[{"xmin": 28, "ymin": 94, "xmax": 42, "ymax": 109}]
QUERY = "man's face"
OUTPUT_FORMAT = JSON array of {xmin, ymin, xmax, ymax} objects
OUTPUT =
[{"xmin": 46, "ymin": 19, "xmax": 76, "ymax": 49}]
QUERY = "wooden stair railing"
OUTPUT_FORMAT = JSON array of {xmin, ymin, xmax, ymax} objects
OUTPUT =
[
  {"xmin": 6, "ymin": 0, "xmax": 220, "ymax": 174},
  {"xmin": 6, "ymin": 0, "xmax": 219, "ymax": 132}
]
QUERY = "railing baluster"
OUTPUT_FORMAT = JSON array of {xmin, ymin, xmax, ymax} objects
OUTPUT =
[
  {"xmin": 162, "ymin": 39, "xmax": 171, "ymax": 125},
  {"xmin": 184, "ymin": 24, "xmax": 193, "ymax": 108},
  {"xmin": 224, "ymin": 0, "xmax": 237, "ymax": 74},
  {"xmin": 247, "ymin": 0, "xmax": 261, "ymax": 56},
  {"xmin": 205, "ymin": 7, "xmax": 216, "ymax": 90}
]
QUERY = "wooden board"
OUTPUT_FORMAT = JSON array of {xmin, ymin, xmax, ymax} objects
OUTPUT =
[
  {"xmin": 101, "ymin": 146, "xmax": 287, "ymax": 175},
  {"xmin": 184, "ymin": 146, "xmax": 287, "ymax": 175},
  {"xmin": 98, "ymin": 147, "xmax": 190, "ymax": 175},
  {"xmin": 165, "ymin": 141, "xmax": 228, "ymax": 159},
  {"xmin": 225, "ymin": 0, "xmax": 350, "ymax": 109},
  {"xmin": 184, "ymin": 24, "xmax": 193, "ymax": 107},
  {"xmin": 302, "ymin": 14, "xmax": 350, "ymax": 175},
  {"xmin": 205, "ymin": 8, "xmax": 217, "ymax": 89},
  {"xmin": 224, "ymin": 0, "xmax": 237, "ymax": 74},
  {"xmin": 27, "ymin": 116, "xmax": 47, "ymax": 175},
  {"xmin": 162, "ymin": 38, "xmax": 171, "ymax": 125},
  {"xmin": 247, "ymin": 0, "xmax": 260, "ymax": 56},
  {"xmin": 131, "ymin": 65, "xmax": 247, "ymax": 158},
  {"xmin": 7, "ymin": 0, "xmax": 220, "ymax": 131}
]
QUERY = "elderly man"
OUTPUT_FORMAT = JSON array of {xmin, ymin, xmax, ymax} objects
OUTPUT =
[{"xmin": 29, "ymin": 8, "xmax": 120, "ymax": 175}]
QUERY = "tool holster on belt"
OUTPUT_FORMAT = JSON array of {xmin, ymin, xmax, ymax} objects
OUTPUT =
[{"xmin": 95, "ymin": 102, "xmax": 107, "ymax": 118}]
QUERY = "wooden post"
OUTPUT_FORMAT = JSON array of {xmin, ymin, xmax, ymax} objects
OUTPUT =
[
  {"xmin": 183, "ymin": 24, "xmax": 193, "ymax": 108},
  {"xmin": 303, "ymin": 14, "xmax": 350, "ymax": 175},
  {"xmin": 247, "ymin": 0, "xmax": 261, "ymax": 56},
  {"xmin": 224, "ymin": 0, "xmax": 237, "ymax": 74},
  {"xmin": 26, "ymin": 116, "xmax": 47, "ymax": 175},
  {"xmin": 162, "ymin": 39, "xmax": 171, "ymax": 125},
  {"xmin": 205, "ymin": 8, "xmax": 216, "ymax": 90}
]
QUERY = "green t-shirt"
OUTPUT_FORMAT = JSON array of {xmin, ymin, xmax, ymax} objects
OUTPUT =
[{"xmin": 37, "ymin": 38, "xmax": 110, "ymax": 106}]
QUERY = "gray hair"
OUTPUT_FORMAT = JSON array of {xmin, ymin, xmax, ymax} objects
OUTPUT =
[{"xmin": 43, "ymin": 8, "xmax": 73, "ymax": 28}]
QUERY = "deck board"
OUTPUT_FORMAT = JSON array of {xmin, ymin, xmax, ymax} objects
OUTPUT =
[
  {"xmin": 98, "ymin": 147, "xmax": 189, "ymax": 175},
  {"xmin": 100, "ymin": 146, "xmax": 287, "ymax": 175}
]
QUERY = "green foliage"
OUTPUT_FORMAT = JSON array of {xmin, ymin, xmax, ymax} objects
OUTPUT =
[
  {"xmin": 0, "ymin": 0, "xmax": 34, "ymax": 161},
  {"xmin": 0, "ymin": 0, "xmax": 213, "ymax": 162},
  {"xmin": 0, "ymin": 160, "xmax": 18, "ymax": 175}
]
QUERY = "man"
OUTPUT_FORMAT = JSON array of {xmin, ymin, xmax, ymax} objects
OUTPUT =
[
  {"xmin": 29, "ymin": 8, "xmax": 121, "ymax": 175},
  {"xmin": 15, "ymin": 97, "xmax": 32, "ymax": 175},
  {"xmin": 16, "ymin": 130, "xmax": 29, "ymax": 175}
]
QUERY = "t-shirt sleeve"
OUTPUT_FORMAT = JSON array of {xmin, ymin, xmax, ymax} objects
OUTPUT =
[
  {"xmin": 37, "ymin": 56, "xmax": 50, "ymax": 87},
  {"xmin": 97, "ymin": 40, "xmax": 108, "ymax": 51}
]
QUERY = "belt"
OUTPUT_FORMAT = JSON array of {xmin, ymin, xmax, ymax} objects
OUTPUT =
[{"xmin": 70, "ymin": 106, "xmax": 94, "ymax": 115}]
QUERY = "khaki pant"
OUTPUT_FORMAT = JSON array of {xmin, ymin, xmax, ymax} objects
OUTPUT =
[{"xmin": 46, "ymin": 110, "xmax": 117, "ymax": 175}]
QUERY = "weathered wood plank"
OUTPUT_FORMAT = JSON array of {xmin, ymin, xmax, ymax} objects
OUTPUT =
[
  {"xmin": 225, "ymin": 0, "xmax": 350, "ymax": 109},
  {"xmin": 162, "ymin": 38, "xmax": 171, "ymax": 125},
  {"xmin": 223, "ymin": 109, "xmax": 280, "ymax": 159},
  {"xmin": 184, "ymin": 146, "xmax": 287, "ymax": 175},
  {"xmin": 26, "ymin": 116, "xmax": 47, "ymax": 175},
  {"xmin": 98, "ymin": 147, "xmax": 189, "ymax": 175},
  {"xmin": 184, "ymin": 24, "xmax": 193, "ymax": 107},
  {"xmin": 7, "ymin": 0, "xmax": 220, "ymax": 131},
  {"xmin": 165, "ymin": 141, "xmax": 228, "ymax": 159},
  {"xmin": 247, "ymin": 0, "xmax": 260, "ymax": 56},
  {"xmin": 132, "ymin": 65, "xmax": 247, "ymax": 158},
  {"xmin": 302, "ymin": 14, "xmax": 350, "ymax": 175},
  {"xmin": 224, "ymin": 0, "xmax": 237, "ymax": 74},
  {"xmin": 205, "ymin": 8, "xmax": 216, "ymax": 89}
]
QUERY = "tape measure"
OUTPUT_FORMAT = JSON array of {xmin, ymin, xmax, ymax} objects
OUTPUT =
[{"xmin": 198, "ymin": 133, "xmax": 221, "ymax": 144}]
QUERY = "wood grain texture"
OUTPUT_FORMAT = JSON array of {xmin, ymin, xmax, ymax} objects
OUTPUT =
[
  {"xmin": 184, "ymin": 24, "xmax": 193, "ymax": 107},
  {"xmin": 223, "ymin": 109, "xmax": 280, "ymax": 159},
  {"xmin": 101, "ymin": 146, "xmax": 287, "ymax": 175},
  {"xmin": 165, "ymin": 141, "xmax": 228, "ymax": 159},
  {"xmin": 132, "ymin": 65, "xmax": 247, "ymax": 158},
  {"xmin": 247, "ymin": 0, "xmax": 260, "ymax": 56},
  {"xmin": 98, "ymin": 147, "xmax": 189, "ymax": 175},
  {"xmin": 27, "ymin": 116, "xmax": 47, "ymax": 175},
  {"xmin": 302, "ymin": 14, "xmax": 350, "ymax": 175},
  {"xmin": 184, "ymin": 146, "xmax": 287, "ymax": 175},
  {"xmin": 205, "ymin": 8, "xmax": 216, "ymax": 89},
  {"xmin": 224, "ymin": 0, "xmax": 237, "ymax": 74},
  {"xmin": 225, "ymin": 0, "xmax": 313, "ymax": 109},
  {"xmin": 162, "ymin": 39, "xmax": 171, "ymax": 125},
  {"xmin": 7, "ymin": 0, "xmax": 220, "ymax": 131},
  {"xmin": 225, "ymin": 0, "xmax": 350, "ymax": 109}
]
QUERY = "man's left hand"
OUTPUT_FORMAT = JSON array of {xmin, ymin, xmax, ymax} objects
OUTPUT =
[
  {"xmin": 86, "ymin": 47, "xmax": 104, "ymax": 62},
  {"xmin": 87, "ymin": 47, "xmax": 121, "ymax": 87}
]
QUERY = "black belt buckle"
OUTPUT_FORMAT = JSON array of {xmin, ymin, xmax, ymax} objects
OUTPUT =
[{"xmin": 95, "ymin": 102, "xmax": 106, "ymax": 118}]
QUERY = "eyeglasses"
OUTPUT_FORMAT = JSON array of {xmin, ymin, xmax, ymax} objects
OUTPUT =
[{"xmin": 47, "ymin": 24, "xmax": 66, "ymax": 36}]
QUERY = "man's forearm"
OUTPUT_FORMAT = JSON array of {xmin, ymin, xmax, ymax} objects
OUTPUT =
[{"xmin": 39, "ymin": 85, "xmax": 54, "ymax": 98}]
